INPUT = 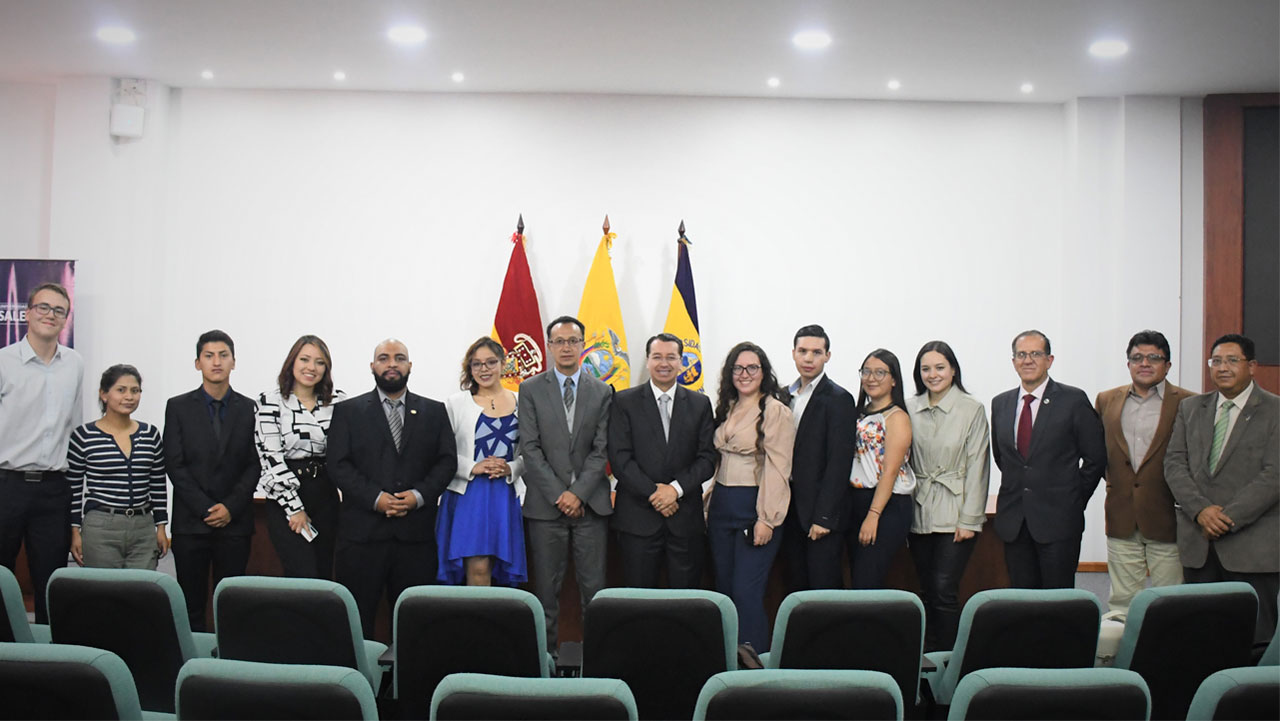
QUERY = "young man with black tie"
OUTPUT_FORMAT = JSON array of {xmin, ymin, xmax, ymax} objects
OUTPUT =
[
  {"xmin": 164, "ymin": 329, "xmax": 258, "ymax": 632},
  {"xmin": 609, "ymin": 333, "xmax": 717, "ymax": 588}
]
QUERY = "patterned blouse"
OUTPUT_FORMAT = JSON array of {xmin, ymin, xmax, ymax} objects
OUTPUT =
[
  {"xmin": 850, "ymin": 407, "xmax": 917, "ymax": 495},
  {"xmin": 255, "ymin": 387, "xmax": 346, "ymax": 515}
]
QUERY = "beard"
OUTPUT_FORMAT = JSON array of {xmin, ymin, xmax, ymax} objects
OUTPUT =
[{"xmin": 373, "ymin": 369, "xmax": 409, "ymax": 394}]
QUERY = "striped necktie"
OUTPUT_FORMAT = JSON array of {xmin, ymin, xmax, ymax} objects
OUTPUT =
[
  {"xmin": 385, "ymin": 398, "xmax": 404, "ymax": 451},
  {"xmin": 1209, "ymin": 399, "xmax": 1233, "ymax": 472}
]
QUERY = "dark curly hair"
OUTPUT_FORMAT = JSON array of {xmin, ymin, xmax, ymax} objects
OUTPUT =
[
  {"xmin": 460, "ymin": 337, "xmax": 507, "ymax": 392},
  {"xmin": 714, "ymin": 341, "xmax": 786, "ymax": 461}
]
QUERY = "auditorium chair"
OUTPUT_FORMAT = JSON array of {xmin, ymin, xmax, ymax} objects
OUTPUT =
[
  {"xmin": 0, "ymin": 641, "xmax": 143, "ymax": 720},
  {"xmin": 1257, "ymin": 622, "xmax": 1278, "ymax": 666},
  {"xmin": 693, "ymin": 669, "xmax": 904, "ymax": 721},
  {"xmin": 212, "ymin": 576, "xmax": 386, "ymax": 692},
  {"xmin": 583, "ymin": 588, "xmax": 737, "ymax": 721},
  {"xmin": 0, "ymin": 565, "xmax": 48, "ymax": 643},
  {"xmin": 46, "ymin": 567, "xmax": 215, "ymax": 714},
  {"xmin": 946, "ymin": 667, "xmax": 1150, "ymax": 721},
  {"xmin": 921, "ymin": 588, "xmax": 1102, "ymax": 707},
  {"xmin": 175, "ymin": 657, "xmax": 379, "ymax": 721},
  {"xmin": 430, "ymin": 672, "xmax": 638, "ymax": 720},
  {"xmin": 1114, "ymin": 582, "xmax": 1258, "ymax": 720},
  {"xmin": 1185, "ymin": 666, "xmax": 1280, "ymax": 721}
]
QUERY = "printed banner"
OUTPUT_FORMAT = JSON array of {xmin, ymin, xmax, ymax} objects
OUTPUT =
[{"xmin": 1, "ymin": 259, "xmax": 76, "ymax": 348}]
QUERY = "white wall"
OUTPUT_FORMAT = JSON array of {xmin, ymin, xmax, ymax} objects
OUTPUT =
[
  {"xmin": 0, "ymin": 81, "xmax": 55, "ymax": 257},
  {"xmin": 5, "ymin": 79, "xmax": 1202, "ymax": 561}
]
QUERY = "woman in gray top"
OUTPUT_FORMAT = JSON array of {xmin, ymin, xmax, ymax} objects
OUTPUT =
[{"xmin": 907, "ymin": 340, "xmax": 990, "ymax": 652}]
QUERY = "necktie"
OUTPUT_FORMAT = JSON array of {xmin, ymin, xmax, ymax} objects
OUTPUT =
[
  {"xmin": 385, "ymin": 398, "xmax": 404, "ymax": 451},
  {"xmin": 1016, "ymin": 393, "xmax": 1035, "ymax": 457},
  {"xmin": 1209, "ymin": 399, "xmax": 1234, "ymax": 472},
  {"xmin": 210, "ymin": 399, "xmax": 223, "ymax": 443},
  {"xmin": 659, "ymin": 394, "xmax": 671, "ymax": 441},
  {"xmin": 563, "ymin": 377, "xmax": 575, "ymax": 415}
]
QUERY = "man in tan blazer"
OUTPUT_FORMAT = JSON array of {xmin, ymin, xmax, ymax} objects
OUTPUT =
[{"xmin": 1095, "ymin": 330, "xmax": 1194, "ymax": 613}]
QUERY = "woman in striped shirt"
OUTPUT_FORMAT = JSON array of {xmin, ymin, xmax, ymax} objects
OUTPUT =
[{"xmin": 68, "ymin": 364, "xmax": 169, "ymax": 569}]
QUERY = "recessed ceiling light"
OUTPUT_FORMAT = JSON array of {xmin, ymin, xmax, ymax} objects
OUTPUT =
[
  {"xmin": 95, "ymin": 26, "xmax": 136, "ymax": 45},
  {"xmin": 1020, "ymin": 82, "xmax": 1034, "ymax": 93},
  {"xmin": 201, "ymin": 70, "xmax": 214, "ymax": 80},
  {"xmin": 792, "ymin": 30, "xmax": 831, "ymax": 50},
  {"xmin": 1089, "ymin": 38, "xmax": 1129, "ymax": 58},
  {"xmin": 451, "ymin": 72, "xmax": 465, "ymax": 83},
  {"xmin": 333, "ymin": 70, "xmax": 347, "ymax": 81},
  {"xmin": 767, "ymin": 77, "xmax": 781, "ymax": 88},
  {"xmin": 387, "ymin": 25, "xmax": 427, "ymax": 45},
  {"xmin": 887, "ymin": 79, "xmax": 901, "ymax": 90}
]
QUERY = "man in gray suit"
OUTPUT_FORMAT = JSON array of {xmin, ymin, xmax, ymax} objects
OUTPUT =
[
  {"xmin": 519, "ymin": 315, "xmax": 613, "ymax": 653},
  {"xmin": 1166, "ymin": 333, "xmax": 1279, "ymax": 644}
]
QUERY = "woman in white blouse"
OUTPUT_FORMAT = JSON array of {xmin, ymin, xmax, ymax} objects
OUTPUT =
[
  {"xmin": 437, "ymin": 337, "xmax": 526, "ymax": 586},
  {"xmin": 907, "ymin": 340, "xmax": 990, "ymax": 652},
  {"xmin": 255, "ymin": 335, "xmax": 345, "ymax": 579}
]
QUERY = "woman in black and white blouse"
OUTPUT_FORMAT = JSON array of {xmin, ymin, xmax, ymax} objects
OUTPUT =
[{"xmin": 255, "ymin": 335, "xmax": 345, "ymax": 579}]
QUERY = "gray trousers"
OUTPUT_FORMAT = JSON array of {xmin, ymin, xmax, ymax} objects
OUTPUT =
[
  {"xmin": 526, "ymin": 510, "xmax": 608, "ymax": 653},
  {"xmin": 81, "ymin": 509, "xmax": 160, "ymax": 570}
]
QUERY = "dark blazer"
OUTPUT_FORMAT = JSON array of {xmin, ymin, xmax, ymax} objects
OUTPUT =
[
  {"xmin": 991, "ymin": 378, "xmax": 1107, "ymax": 544},
  {"xmin": 518, "ymin": 369, "xmax": 613, "ymax": 521},
  {"xmin": 163, "ymin": 387, "xmax": 258, "ymax": 536},
  {"xmin": 608, "ymin": 383, "xmax": 717, "ymax": 537},
  {"xmin": 789, "ymin": 375, "xmax": 857, "ymax": 532},
  {"xmin": 1165, "ymin": 385, "xmax": 1279, "ymax": 573},
  {"xmin": 1095, "ymin": 382, "xmax": 1195, "ymax": 543},
  {"xmin": 326, "ymin": 389, "xmax": 456, "ymax": 543}
]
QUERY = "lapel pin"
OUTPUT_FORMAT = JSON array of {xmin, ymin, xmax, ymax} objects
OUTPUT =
[
  {"xmin": 410, "ymin": 409, "xmax": 418, "ymax": 415},
  {"xmin": 1042, "ymin": 398, "xmax": 1050, "ymax": 405}
]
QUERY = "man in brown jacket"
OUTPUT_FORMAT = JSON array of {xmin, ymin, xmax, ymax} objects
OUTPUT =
[{"xmin": 1095, "ymin": 330, "xmax": 1194, "ymax": 613}]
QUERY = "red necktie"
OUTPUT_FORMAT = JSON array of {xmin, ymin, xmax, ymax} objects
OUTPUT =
[{"xmin": 1017, "ymin": 393, "xmax": 1035, "ymax": 457}]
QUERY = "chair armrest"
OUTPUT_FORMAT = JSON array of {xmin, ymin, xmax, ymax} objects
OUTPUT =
[
  {"xmin": 191, "ymin": 632, "xmax": 217, "ymax": 658},
  {"xmin": 29, "ymin": 623, "xmax": 51, "ymax": 644}
]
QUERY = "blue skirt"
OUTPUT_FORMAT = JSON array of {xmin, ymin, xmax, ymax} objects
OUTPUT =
[{"xmin": 436, "ymin": 476, "xmax": 527, "ymax": 585}]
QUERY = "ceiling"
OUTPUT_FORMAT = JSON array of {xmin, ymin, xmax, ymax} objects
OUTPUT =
[{"xmin": 0, "ymin": 0, "xmax": 1276, "ymax": 102}]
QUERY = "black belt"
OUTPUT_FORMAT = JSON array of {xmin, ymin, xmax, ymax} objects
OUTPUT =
[
  {"xmin": 88, "ymin": 505, "xmax": 152, "ymax": 517},
  {"xmin": 286, "ymin": 457, "xmax": 327, "ymax": 480},
  {"xmin": 0, "ymin": 469, "xmax": 65, "ymax": 483}
]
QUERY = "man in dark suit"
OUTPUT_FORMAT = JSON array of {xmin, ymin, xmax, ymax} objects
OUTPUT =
[
  {"xmin": 327, "ymin": 338, "xmax": 455, "ymax": 639},
  {"xmin": 991, "ymin": 330, "xmax": 1106, "ymax": 589},
  {"xmin": 519, "ymin": 315, "xmax": 612, "ymax": 654},
  {"xmin": 608, "ymin": 333, "xmax": 716, "ymax": 588},
  {"xmin": 783, "ymin": 324, "xmax": 856, "ymax": 591},
  {"xmin": 1094, "ymin": 329, "xmax": 1194, "ymax": 613},
  {"xmin": 1166, "ymin": 333, "xmax": 1279, "ymax": 643},
  {"xmin": 164, "ymin": 329, "xmax": 258, "ymax": 632}
]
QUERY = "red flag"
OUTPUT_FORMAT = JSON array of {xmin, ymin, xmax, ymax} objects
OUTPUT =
[{"xmin": 491, "ymin": 232, "xmax": 546, "ymax": 391}]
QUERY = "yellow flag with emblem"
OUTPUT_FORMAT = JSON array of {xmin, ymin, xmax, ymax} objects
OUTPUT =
[{"xmin": 577, "ymin": 220, "xmax": 630, "ymax": 391}]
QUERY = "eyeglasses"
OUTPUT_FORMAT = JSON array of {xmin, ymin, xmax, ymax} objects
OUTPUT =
[
  {"xmin": 470, "ymin": 358, "xmax": 501, "ymax": 371},
  {"xmin": 859, "ymin": 368, "xmax": 889, "ymax": 379},
  {"xmin": 1128, "ymin": 353, "xmax": 1167, "ymax": 365},
  {"xmin": 548, "ymin": 337, "xmax": 584, "ymax": 348},
  {"xmin": 731, "ymin": 364, "xmax": 762, "ymax": 377},
  {"xmin": 1013, "ymin": 351, "xmax": 1048, "ymax": 361},
  {"xmin": 1207, "ymin": 357, "xmax": 1246, "ymax": 368},
  {"xmin": 29, "ymin": 303, "xmax": 69, "ymax": 319}
]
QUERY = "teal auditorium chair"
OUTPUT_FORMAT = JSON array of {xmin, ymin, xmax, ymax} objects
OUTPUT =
[
  {"xmin": 0, "ymin": 641, "xmax": 143, "ymax": 720},
  {"xmin": 1185, "ymin": 666, "xmax": 1280, "ymax": 721},
  {"xmin": 1258, "ymin": 622, "xmax": 1279, "ymax": 666},
  {"xmin": 761, "ymin": 590, "xmax": 924, "ymax": 708},
  {"xmin": 922, "ymin": 588, "xmax": 1102, "ymax": 707},
  {"xmin": 393, "ymin": 586, "xmax": 551, "ymax": 719},
  {"xmin": 693, "ymin": 669, "xmax": 904, "ymax": 721},
  {"xmin": 430, "ymin": 673, "xmax": 638, "ymax": 721},
  {"xmin": 175, "ymin": 658, "xmax": 379, "ymax": 721},
  {"xmin": 46, "ymin": 567, "xmax": 216, "ymax": 714},
  {"xmin": 212, "ymin": 576, "xmax": 386, "ymax": 692},
  {"xmin": 1114, "ymin": 582, "xmax": 1257, "ymax": 721},
  {"xmin": 946, "ymin": 667, "xmax": 1151, "ymax": 721},
  {"xmin": 0, "ymin": 564, "xmax": 49, "ymax": 642},
  {"xmin": 584, "ymin": 588, "xmax": 737, "ymax": 721}
]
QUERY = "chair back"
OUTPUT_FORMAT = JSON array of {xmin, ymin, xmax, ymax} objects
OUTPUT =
[
  {"xmin": 0, "ymin": 641, "xmax": 143, "ymax": 720},
  {"xmin": 431, "ymin": 673, "xmax": 637, "ymax": 721},
  {"xmin": 947, "ymin": 667, "xmax": 1150, "ymax": 721},
  {"xmin": 694, "ymin": 669, "xmax": 903, "ymax": 721},
  {"xmin": 0, "ymin": 566, "xmax": 34, "ymax": 643},
  {"xmin": 1185, "ymin": 666, "xmax": 1280, "ymax": 721},
  {"xmin": 584, "ymin": 589, "xmax": 737, "ymax": 721},
  {"xmin": 176, "ymin": 657, "xmax": 379, "ymax": 721}
]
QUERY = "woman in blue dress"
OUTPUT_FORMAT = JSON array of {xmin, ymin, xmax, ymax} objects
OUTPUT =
[{"xmin": 437, "ymin": 337, "xmax": 527, "ymax": 586}]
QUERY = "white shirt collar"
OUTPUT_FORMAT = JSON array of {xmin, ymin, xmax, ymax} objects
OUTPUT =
[
  {"xmin": 789, "ymin": 371, "xmax": 825, "ymax": 396},
  {"xmin": 649, "ymin": 380, "xmax": 676, "ymax": 402},
  {"xmin": 1218, "ymin": 381, "xmax": 1255, "ymax": 410},
  {"xmin": 1020, "ymin": 377, "xmax": 1049, "ymax": 400}
]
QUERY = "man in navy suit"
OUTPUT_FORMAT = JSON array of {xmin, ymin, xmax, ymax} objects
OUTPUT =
[
  {"xmin": 991, "ymin": 330, "xmax": 1106, "ymax": 589},
  {"xmin": 327, "ymin": 338, "xmax": 455, "ymax": 638},
  {"xmin": 608, "ymin": 333, "xmax": 717, "ymax": 588},
  {"xmin": 164, "ymin": 329, "xmax": 258, "ymax": 631}
]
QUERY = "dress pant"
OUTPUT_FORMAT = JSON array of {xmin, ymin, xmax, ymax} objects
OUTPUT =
[
  {"xmin": 1184, "ymin": 544, "xmax": 1279, "ymax": 646},
  {"xmin": 171, "ymin": 530, "xmax": 251, "ymax": 632},
  {"xmin": 0, "ymin": 473, "xmax": 71, "ymax": 624},
  {"xmin": 1002, "ymin": 522, "xmax": 1081, "ymax": 589},
  {"xmin": 708, "ymin": 485, "xmax": 782, "ymax": 651},
  {"xmin": 845, "ymin": 490, "xmax": 912, "ymax": 590},
  {"xmin": 265, "ymin": 459, "xmax": 339, "ymax": 580},
  {"xmin": 909, "ymin": 531, "xmax": 977, "ymax": 652},
  {"xmin": 526, "ymin": 510, "xmax": 609, "ymax": 653},
  {"xmin": 80, "ymin": 508, "xmax": 160, "ymax": 570},
  {"xmin": 1106, "ymin": 530, "xmax": 1183, "ymax": 613},
  {"xmin": 616, "ymin": 525, "xmax": 703, "ymax": 590},
  {"xmin": 335, "ymin": 536, "xmax": 437, "ymax": 640},
  {"xmin": 782, "ymin": 513, "xmax": 845, "ymax": 592}
]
